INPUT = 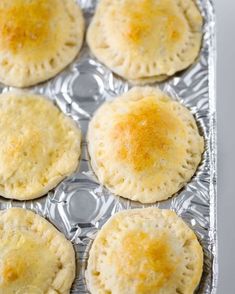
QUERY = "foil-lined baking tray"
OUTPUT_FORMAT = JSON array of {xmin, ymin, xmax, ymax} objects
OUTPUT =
[{"xmin": 0, "ymin": 0, "xmax": 217, "ymax": 293}]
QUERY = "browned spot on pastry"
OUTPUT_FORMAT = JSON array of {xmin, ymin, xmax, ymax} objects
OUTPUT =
[
  {"xmin": 0, "ymin": 0, "xmax": 55, "ymax": 53},
  {"xmin": 110, "ymin": 230, "xmax": 176, "ymax": 293},
  {"xmin": 111, "ymin": 96, "xmax": 185, "ymax": 172}
]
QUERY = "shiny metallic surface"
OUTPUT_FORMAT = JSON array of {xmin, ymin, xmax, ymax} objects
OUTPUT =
[{"xmin": 0, "ymin": 0, "xmax": 216, "ymax": 293}]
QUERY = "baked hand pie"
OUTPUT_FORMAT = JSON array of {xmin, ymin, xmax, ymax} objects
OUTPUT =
[
  {"xmin": 0, "ymin": 208, "xmax": 75, "ymax": 294},
  {"xmin": 88, "ymin": 87, "xmax": 204, "ymax": 203},
  {"xmin": 87, "ymin": 0, "xmax": 203, "ymax": 84},
  {"xmin": 0, "ymin": 0, "xmax": 84, "ymax": 87},
  {"xmin": 0, "ymin": 91, "xmax": 81, "ymax": 200},
  {"xmin": 86, "ymin": 208, "xmax": 203, "ymax": 294}
]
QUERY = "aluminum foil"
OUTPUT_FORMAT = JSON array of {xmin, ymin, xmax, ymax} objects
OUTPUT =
[{"xmin": 0, "ymin": 0, "xmax": 217, "ymax": 293}]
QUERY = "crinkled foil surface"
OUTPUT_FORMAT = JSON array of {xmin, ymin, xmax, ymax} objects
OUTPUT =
[{"xmin": 0, "ymin": 0, "xmax": 217, "ymax": 293}]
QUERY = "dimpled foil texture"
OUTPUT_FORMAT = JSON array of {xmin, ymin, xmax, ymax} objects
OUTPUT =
[{"xmin": 0, "ymin": 0, "xmax": 217, "ymax": 293}]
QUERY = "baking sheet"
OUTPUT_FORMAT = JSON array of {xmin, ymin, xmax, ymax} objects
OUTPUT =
[{"xmin": 0, "ymin": 0, "xmax": 217, "ymax": 293}]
